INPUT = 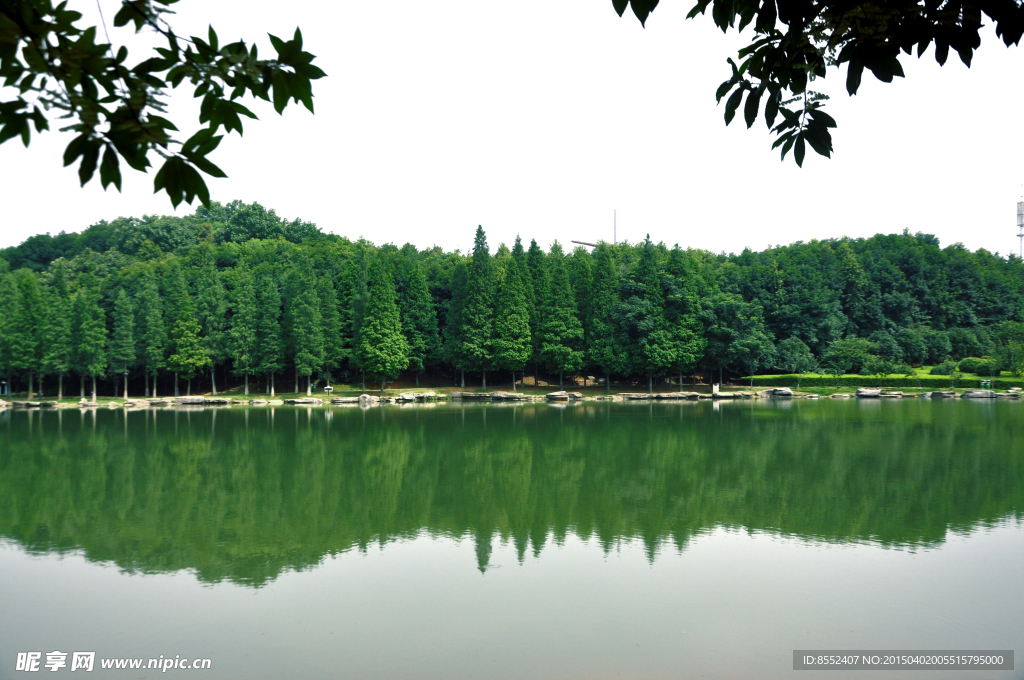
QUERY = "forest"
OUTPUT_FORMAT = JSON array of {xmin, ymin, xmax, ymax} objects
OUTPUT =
[{"xmin": 1, "ymin": 200, "xmax": 1023, "ymax": 398}]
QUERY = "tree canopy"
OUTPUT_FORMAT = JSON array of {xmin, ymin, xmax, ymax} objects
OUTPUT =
[
  {"xmin": 0, "ymin": 1, "xmax": 324, "ymax": 206},
  {"xmin": 1, "ymin": 203, "xmax": 1022, "ymax": 397},
  {"xmin": 613, "ymin": 0, "xmax": 1024, "ymax": 165}
]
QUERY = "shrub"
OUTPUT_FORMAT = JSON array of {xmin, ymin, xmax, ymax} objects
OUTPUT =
[
  {"xmin": 930, "ymin": 361, "xmax": 956, "ymax": 376},
  {"xmin": 958, "ymin": 356, "xmax": 1000, "ymax": 376}
]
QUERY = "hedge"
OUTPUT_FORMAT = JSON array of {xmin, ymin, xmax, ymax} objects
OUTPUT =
[{"xmin": 745, "ymin": 374, "xmax": 1024, "ymax": 390}]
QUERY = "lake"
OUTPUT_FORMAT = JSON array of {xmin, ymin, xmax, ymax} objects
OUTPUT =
[{"xmin": 1, "ymin": 399, "xmax": 1021, "ymax": 679}]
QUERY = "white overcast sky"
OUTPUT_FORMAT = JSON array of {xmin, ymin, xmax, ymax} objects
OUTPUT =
[{"xmin": 1, "ymin": 0, "xmax": 1022, "ymax": 256}]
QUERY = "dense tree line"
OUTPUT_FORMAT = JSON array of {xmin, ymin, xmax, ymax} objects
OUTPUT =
[{"xmin": 2, "ymin": 201, "xmax": 1023, "ymax": 397}]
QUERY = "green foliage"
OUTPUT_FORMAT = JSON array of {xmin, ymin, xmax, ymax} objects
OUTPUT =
[
  {"xmin": 166, "ymin": 294, "xmax": 207, "ymax": 380},
  {"xmin": 255, "ymin": 277, "xmax": 283, "ymax": 378},
  {"xmin": 195, "ymin": 260, "xmax": 228, "ymax": 369},
  {"xmin": 136, "ymin": 275, "xmax": 165, "ymax": 377},
  {"xmin": 316, "ymin": 274, "xmax": 343, "ymax": 380},
  {"xmin": 356, "ymin": 255, "xmax": 409, "ymax": 390},
  {"xmin": 461, "ymin": 226, "xmax": 496, "ymax": 374},
  {"xmin": 110, "ymin": 289, "xmax": 136, "ymax": 371},
  {"xmin": 929, "ymin": 361, "xmax": 957, "ymax": 376},
  {"xmin": 290, "ymin": 264, "xmax": 324, "ymax": 379},
  {"xmin": 993, "ymin": 321, "xmax": 1024, "ymax": 377},
  {"xmin": 393, "ymin": 252, "xmax": 440, "ymax": 375},
  {"xmin": 822, "ymin": 337, "xmax": 876, "ymax": 378},
  {"xmin": 957, "ymin": 356, "xmax": 1000, "ymax": 376},
  {"xmin": 492, "ymin": 253, "xmax": 532, "ymax": 376},
  {"xmin": 587, "ymin": 243, "xmax": 627, "ymax": 379},
  {"xmin": 42, "ymin": 263, "xmax": 73, "ymax": 378},
  {"xmin": 0, "ymin": 1, "xmax": 325, "ymax": 207},
  {"xmin": 71, "ymin": 274, "xmax": 107, "ymax": 378},
  {"xmin": 539, "ymin": 243, "xmax": 584, "ymax": 380},
  {"xmin": 229, "ymin": 269, "xmax": 259, "ymax": 377},
  {"xmin": 2, "ymin": 205, "xmax": 1023, "ymax": 394},
  {"xmin": 442, "ymin": 261, "xmax": 470, "ymax": 372},
  {"xmin": 9, "ymin": 269, "xmax": 47, "ymax": 379},
  {"xmin": 613, "ymin": 0, "xmax": 1024, "ymax": 165}
]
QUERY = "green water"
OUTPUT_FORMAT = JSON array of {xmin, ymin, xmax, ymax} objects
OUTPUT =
[{"xmin": 1, "ymin": 400, "xmax": 1021, "ymax": 679}]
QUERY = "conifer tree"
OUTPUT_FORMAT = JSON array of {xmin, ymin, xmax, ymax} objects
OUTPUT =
[
  {"xmin": 347, "ymin": 242, "xmax": 371, "ymax": 386},
  {"xmin": 43, "ymin": 262, "xmax": 73, "ymax": 400},
  {"xmin": 256, "ymin": 277, "xmax": 284, "ymax": 396},
  {"xmin": 167, "ymin": 293, "xmax": 209, "ymax": 397},
  {"xmin": 526, "ymin": 239, "xmax": 548, "ymax": 383},
  {"xmin": 290, "ymin": 262, "xmax": 324, "ymax": 395},
  {"xmin": 442, "ymin": 261, "xmax": 470, "ymax": 387},
  {"xmin": 539, "ymin": 242, "xmax": 584, "ymax": 390},
  {"xmin": 462, "ymin": 226, "xmax": 495, "ymax": 388},
  {"xmin": 229, "ymin": 268, "xmax": 259, "ymax": 395},
  {"xmin": 616, "ymin": 237, "xmax": 675, "ymax": 393},
  {"xmin": 357, "ymin": 255, "xmax": 409, "ymax": 395},
  {"xmin": 316, "ymin": 274, "xmax": 343, "ymax": 388},
  {"xmin": 511, "ymin": 235, "xmax": 535, "ymax": 335},
  {"xmin": 587, "ymin": 243, "xmax": 624, "ymax": 392},
  {"xmin": 493, "ymin": 252, "xmax": 532, "ymax": 390},
  {"xmin": 161, "ymin": 260, "xmax": 189, "ymax": 332},
  {"xmin": 0, "ymin": 264, "xmax": 14, "ymax": 395},
  {"xmin": 396, "ymin": 254, "xmax": 441, "ymax": 386},
  {"xmin": 337, "ymin": 259, "xmax": 361, "ymax": 373},
  {"xmin": 569, "ymin": 246, "xmax": 594, "ymax": 383},
  {"xmin": 110, "ymin": 289, "xmax": 136, "ymax": 399},
  {"xmin": 136, "ymin": 275, "xmax": 165, "ymax": 397},
  {"xmin": 71, "ymin": 274, "xmax": 108, "ymax": 402},
  {"xmin": 664, "ymin": 247, "xmax": 707, "ymax": 390},
  {"xmin": 196, "ymin": 262, "xmax": 228, "ymax": 394},
  {"xmin": 9, "ymin": 270, "xmax": 47, "ymax": 397}
]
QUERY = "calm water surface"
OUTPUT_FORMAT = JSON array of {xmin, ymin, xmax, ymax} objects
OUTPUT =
[{"xmin": 1, "ymin": 400, "xmax": 1021, "ymax": 679}]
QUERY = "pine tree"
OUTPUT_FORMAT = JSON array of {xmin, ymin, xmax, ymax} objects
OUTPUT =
[
  {"xmin": 587, "ymin": 243, "xmax": 624, "ymax": 392},
  {"xmin": 492, "ymin": 252, "xmax": 532, "ymax": 390},
  {"xmin": 256, "ymin": 276, "xmax": 284, "ymax": 396},
  {"xmin": 43, "ymin": 262, "xmax": 73, "ymax": 400},
  {"xmin": 110, "ymin": 289, "xmax": 136, "ymax": 399},
  {"xmin": 442, "ymin": 260, "xmax": 470, "ymax": 387},
  {"xmin": 462, "ymin": 226, "xmax": 495, "ymax": 387},
  {"xmin": 196, "ymin": 262, "xmax": 227, "ymax": 394},
  {"xmin": 356, "ymin": 255, "xmax": 409, "ymax": 394},
  {"xmin": 137, "ymin": 275, "xmax": 165, "ymax": 397},
  {"xmin": 395, "ymin": 253, "xmax": 440, "ymax": 386},
  {"xmin": 9, "ymin": 270, "xmax": 47, "ymax": 397},
  {"xmin": 167, "ymin": 293, "xmax": 209, "ymax": 397},
  {"xmin": 72, "ymin": 274, "xmax": 108, "ymax": 402},
  {"xmin": 316, "ymin": 273, "xmax": 343, "ymax": 387},
  {"xmin": 290, "ymin": 261, "xmax": 324, "ymax": 395},
  {"xmin": 539, "ymin": 242, "xmax": 584, "ymax": 389},
  {"xmin": 230, "ymin": 268, "xmax": 259, "ymax": 395}
]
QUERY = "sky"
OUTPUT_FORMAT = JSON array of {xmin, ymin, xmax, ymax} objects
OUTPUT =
[{"xmin": 1, "ymin": 0, "xmax": 1022, "ymax": 257}]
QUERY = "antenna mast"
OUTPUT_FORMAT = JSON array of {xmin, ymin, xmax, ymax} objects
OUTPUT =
[
  {"xmin": 1018, "ymin": 191, "xmax": 1024, "ymax": 259},
  {"xmin": 614, "ymin": 210, "xmax": 617, "ymax": 245}
]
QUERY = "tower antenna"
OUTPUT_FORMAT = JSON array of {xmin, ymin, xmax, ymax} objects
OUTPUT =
[
  {"xmin": 1018, "ymin": 187, "xmax": 1023, "ymax": 259},
  {"xmin": 614, "ymin": 210, "xmax": 617, "ymax": 245}
]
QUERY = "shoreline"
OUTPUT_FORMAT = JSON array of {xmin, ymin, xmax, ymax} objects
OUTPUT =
[{"xmin": 2, "ymin": 386, "xmax": 1020, "ymax": 410}]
